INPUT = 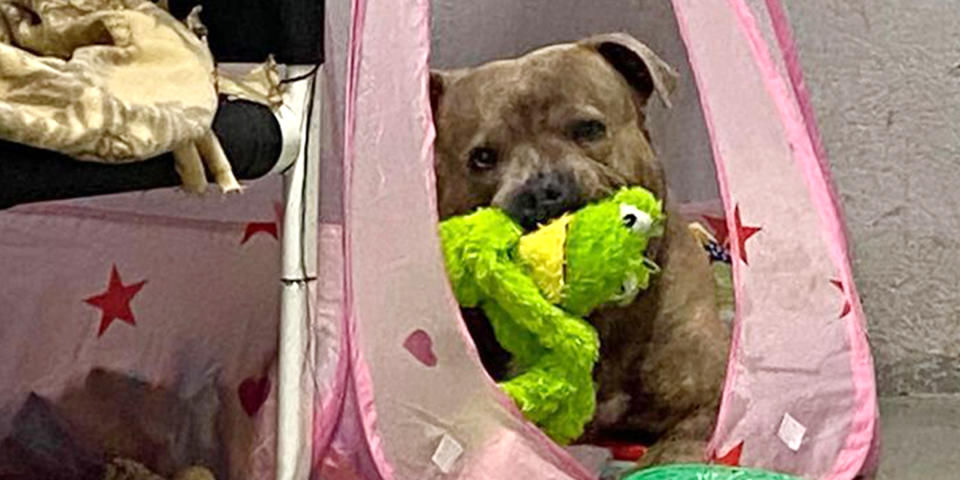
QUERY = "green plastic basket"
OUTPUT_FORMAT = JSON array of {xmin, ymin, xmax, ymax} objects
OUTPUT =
[{"xmin": 623, "ymin": 464, "xmax": 803, "ymax": 480}]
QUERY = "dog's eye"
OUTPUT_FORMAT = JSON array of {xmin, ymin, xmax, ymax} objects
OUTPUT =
[
  {"xmin": 620, "ymin": 204, "xmax": 653, "ymax": 234},
  {"xmin": 570, "ymin": 120, "xmax": 607, "ymax": 142},
  {"xmin": 467, "ymin": 147, "xmax": 498, "ymax": 171}
]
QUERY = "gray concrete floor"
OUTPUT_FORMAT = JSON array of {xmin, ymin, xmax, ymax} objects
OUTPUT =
[{"xmin": 877, "ymin": 395, "xmax": 960, "ymax": 480}]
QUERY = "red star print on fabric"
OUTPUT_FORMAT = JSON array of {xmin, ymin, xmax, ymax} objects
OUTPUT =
[
  {"xmin": 731, "ymin": 205, "xmax": 762, "ymax": 265},
  {"xmin": 84, "ymin": 265, "xmax": 147, "ymax": 337},
  {"xmin": 241, "ymin": 222, "xmax": 278, "ymax": 244},
  {"xmin": 830, "ymin": 279, "xmax": 852, "ymax": 318},
  {"xmin": 241, "ymin": 202, "xmax": 284, "ymax": 245},
  {"xmin": 703, "ymin": 214, "xmax": 730, "ymax": 246},
  {"xmin": 704, "ymin": 206, "xmax": 761, "ymax": 264},
  {"xmin": 713, "ymin": 441, "xmax": 743, "ymax": 466}
]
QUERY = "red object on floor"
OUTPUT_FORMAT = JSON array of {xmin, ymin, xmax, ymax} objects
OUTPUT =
[
  {"xmin": 594, "ymin": 441, "xmax": 649, "ymax": 461},
  {"xmin": 612, "ymin": 444, "xmax": 648, "ymax": 461}
]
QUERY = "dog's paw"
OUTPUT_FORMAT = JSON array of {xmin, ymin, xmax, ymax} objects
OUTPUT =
[{"xmin": 637, "ymin": 439, "xmax": 709, "ymax": 468}]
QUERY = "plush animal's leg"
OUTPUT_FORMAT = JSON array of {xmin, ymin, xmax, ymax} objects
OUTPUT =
[
  {"xmin": 195, "ymin": 130, "xmax": 242, "ymax": 193},
  {"xmin": 480, "ymin": 301, "xmax": 543, "ymax": 372},
  {"xmin": 483, "ymin": 300, "xmax": 595, "ymax": 443},
  {"xmin": 500, "ymin": 364, "xmax": 566, "ymax": 426},
  {"xmin": 544, "ymin": 369, "xmax": 597, "ymax": 444},
  {"xmin": 500, "ymin": 350, "xmax": 595, "ymax": 445},
  {"xmin": 464, "ymin": 249, "xmax": 600, "ymax": 444},
  {"xmin": 172, "ymin": 143, "xmax": 208, "ymax": 194}
]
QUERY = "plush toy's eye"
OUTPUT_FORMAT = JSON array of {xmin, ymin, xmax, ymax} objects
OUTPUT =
[
  {"xmin": 468, "ymin": 147, "xmax": 498, "ymax": 171},
  {"xmin": 620, "ymin": 204, "xmax": 653, "ymax": 234}
]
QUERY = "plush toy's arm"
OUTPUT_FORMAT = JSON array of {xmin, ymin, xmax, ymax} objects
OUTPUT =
[
  {"xmin": 480, "ymin": 300, "xmax": 542, "ymax": 371},
  {"xmin": 473, "ymin": 249, "xmax": 599, "ymax": 365},
  {"xmin": 439, "ymin": 208, "xmax": 522, "ymax": 308}
]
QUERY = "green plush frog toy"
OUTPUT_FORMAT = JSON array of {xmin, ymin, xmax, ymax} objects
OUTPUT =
[{"xmin": 438, "ymin": 186, "xmax": 665, "ymax": 444}]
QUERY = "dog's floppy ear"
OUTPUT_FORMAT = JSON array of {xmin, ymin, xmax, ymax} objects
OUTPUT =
[
  {"xmin": 429, "ymin": 70, "xmax": 451, "ymax": 123},
  {"xmin": 429, "ymin": 69, "xmax": 468, "ymax": 126},
  {"xmin": 429, "ymin": 71, "xmax": 444, "ymax": 117},
  {"xmin": 579, "ymin": 33, "xmax": 678, "ymax": 108}
]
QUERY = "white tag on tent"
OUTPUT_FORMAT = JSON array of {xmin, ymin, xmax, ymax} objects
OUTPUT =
[
  {"xmin": 777, "ymin": 413, "xmax": 806, "ymax": 451},
  {"xmin": 432, "ymin": 433, "xmax": 464, "ymax": 473}
]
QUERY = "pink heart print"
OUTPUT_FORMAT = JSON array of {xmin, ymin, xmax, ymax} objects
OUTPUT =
[
  {"xmin": 238, "ymin": 375, "xmax": 271, "ymax": 417},
  {"xmin": 403, "ymin": 329, "xmax": 438, "ymax": 367}
]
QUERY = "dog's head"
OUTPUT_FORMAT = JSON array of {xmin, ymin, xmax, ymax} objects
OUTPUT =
[{"xmin": 431, "ymin": 33, "xmax": 677, "ymax": 230}]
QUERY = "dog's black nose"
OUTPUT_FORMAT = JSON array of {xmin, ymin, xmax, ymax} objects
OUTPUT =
[{"xmin": 506, "ymin": 171, "xmax": 583, "ymax": 231}]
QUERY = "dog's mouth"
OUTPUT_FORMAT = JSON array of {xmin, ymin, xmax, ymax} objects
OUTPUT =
[
  {"xmin": 511, "ymin": 197, "xmax": 587, "ymax": 232},
  {"xmin": 500, "ymin": 170, "xmax": 588, "ymax": 232}
]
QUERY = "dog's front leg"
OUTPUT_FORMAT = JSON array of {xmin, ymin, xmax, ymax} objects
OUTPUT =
[{"xmin": 635, "ymin": 401, "xmax": 719, "ymax": 467}]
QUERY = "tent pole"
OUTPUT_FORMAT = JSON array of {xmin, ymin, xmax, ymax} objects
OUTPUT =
[{"xmin": 277, "ymin": 65, "xmax": 321, "ymax": 480}]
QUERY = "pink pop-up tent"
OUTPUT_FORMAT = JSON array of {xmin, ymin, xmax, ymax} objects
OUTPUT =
[
  {"xmin": 310, "ymin": 1, "xmax": 878, "ymax": 479},
  {"xmin": 0, "ymin": 1, "xmax": 877, "ymax": 479}
]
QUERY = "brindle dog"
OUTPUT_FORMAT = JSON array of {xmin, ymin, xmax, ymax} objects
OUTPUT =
[{"xmin": 430, "ymin": 33, "xmax": 729, "ymax": 465}]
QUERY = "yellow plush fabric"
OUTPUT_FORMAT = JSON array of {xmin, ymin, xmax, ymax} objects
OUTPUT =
[
  {"xmin": 516, "ymin": 213, "xmax": 573, "ymax": 305},
  {"xmin": 0, "ymin": 0, "xmax": 239, "ymax": 192}
]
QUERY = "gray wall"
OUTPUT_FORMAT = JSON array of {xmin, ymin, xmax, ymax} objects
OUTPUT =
[
  {"xmin": 430, "ymin": 0, "xmax": 719, "ymax": 204},
  {"xmin": 784, "ymin": 1, "xmax": 960, "ymax": 395}
]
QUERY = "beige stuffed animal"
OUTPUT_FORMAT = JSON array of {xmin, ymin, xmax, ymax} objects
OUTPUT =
[{"xmin": 0, "ymin": 0, "xmax": 239, "ymax": 193}]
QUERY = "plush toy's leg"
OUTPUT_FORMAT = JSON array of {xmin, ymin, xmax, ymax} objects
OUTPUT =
[
  {"xmin": 548, "ymin": 370, "xmax": 596, "ymax": 444},
  {"xmin": 172, "ymin": 142, "xmax": 209, "ymax": 194},
  {"xmin": 473, "ymin": 251, "xmax": 600, "ymax": 362},
  {"xmin": 470, "ymin": 253, "xmax": 601, "ymax": 444},
  {"xmin": 500, "ymin": 361, "xmax": 567, "ymax": 425},
  {"xmin": 500, "ymin": 350, "xmax": 596, "ymax": 445},
  {"xmin": 196, "ymin": 130, "xmax": 242, "ymax": 193},
  {"xmin": 480, "ymin": 301, "xmax": 543, "ymax": 372}
]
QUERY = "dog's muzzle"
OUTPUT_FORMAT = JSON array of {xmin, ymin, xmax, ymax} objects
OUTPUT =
[{"xmin": 505, "ymin": 170, "xmax": 584, "ymax": 231}]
